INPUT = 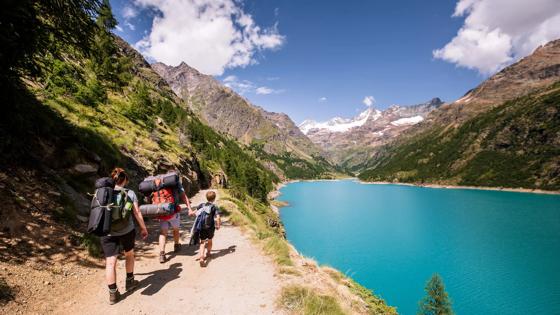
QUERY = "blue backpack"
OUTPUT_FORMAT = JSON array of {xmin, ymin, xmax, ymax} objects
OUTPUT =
[{"xmin": 195, "ymin": 204, "xmax": 214, "ymax": 231}]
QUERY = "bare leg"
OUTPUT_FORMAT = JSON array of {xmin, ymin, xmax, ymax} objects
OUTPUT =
[
  {"xmin": 173, "ymin": 228, "xmax": 180, "ymax": 244},
  {"xmin": 124, "ymin": 249, "xmax": 134, "ymax": 273},
  {"xmin": 159, "ymin": 228, "xmax": 168, "ymax": 253},
  {"xmin": 105, "ymin": 256, "xmax": 117, "ymax": 285},
  {"xmin": 207, "ymin": 239, "xmax": 213, "ymax": 257},
  {"xmin": 199, "ymin": 240, "xmax": 206, "ymax": 261}
]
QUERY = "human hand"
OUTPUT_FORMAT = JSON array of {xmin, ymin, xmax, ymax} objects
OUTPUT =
[{"xmin": 141, "ymin": 228, "xmax": 148, "ymax": 239}]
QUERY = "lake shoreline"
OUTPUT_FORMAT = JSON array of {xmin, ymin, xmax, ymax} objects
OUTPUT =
[
  {"xmin": 359, "ymin": 180, "xmax": 560, "ymax": 195},
  {"xmin": 269, "ymin": 178, "xmax": 560, "ymax": 196}
]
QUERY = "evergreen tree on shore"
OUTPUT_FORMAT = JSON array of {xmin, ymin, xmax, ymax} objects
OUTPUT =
[{"xmin": 418, "ymin": 274, "xmax": 454, "ymax": 315}]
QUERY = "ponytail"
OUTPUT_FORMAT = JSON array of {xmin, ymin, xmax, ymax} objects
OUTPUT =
[{"xmin": 111, "ymin": 167, "xmax": 128, "ymax": 186}]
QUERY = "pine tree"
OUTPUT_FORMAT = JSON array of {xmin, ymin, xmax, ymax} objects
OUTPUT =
[
  {"xmin": 1, "ymin": 0, "xmax": 101, "ymax": 82},
  {"xmin": 418, "ymin": 274, "xmax": 454, "ymax": 315},
  {"xmin": 91, "ymin": 0, "xmax": 119, "ymax": 84}
]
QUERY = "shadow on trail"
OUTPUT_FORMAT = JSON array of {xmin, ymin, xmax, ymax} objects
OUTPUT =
[
  {"xmin": 126, "ymin": 262, "xmax": 183, "ymax": 297},
  {"xmin": 203, "ymin": 245, "xmax": 236, "ymax": 267},
  {"xmin": 166, "ymin": 244, "xmax": 197, "ymax": 261}
]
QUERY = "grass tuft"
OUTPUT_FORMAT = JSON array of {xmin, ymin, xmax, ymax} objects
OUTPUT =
[{"xmin": 279, "ymin": 285, "xmax": 345, "ymax": 315}]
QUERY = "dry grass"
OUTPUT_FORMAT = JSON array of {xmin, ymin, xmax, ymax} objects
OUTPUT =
[{"xmin": 279, "ymin": 285, "xmax": 345, "ymax": 315}]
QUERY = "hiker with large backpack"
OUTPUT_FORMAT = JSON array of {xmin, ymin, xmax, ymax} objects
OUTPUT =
[
  {"xmin": 138, "ymin": 171, "xmax": 192, "ymax": 263},
  {"xmin": 188, "ymin": 190, "xmax": 221, "ymax": 267},
  {"xmin": 90, "ymin": 167, "xmax": 148, "ymax": 305}
]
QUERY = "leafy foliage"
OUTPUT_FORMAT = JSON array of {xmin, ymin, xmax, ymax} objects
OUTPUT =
[
  {"xmin": 0, "ymin": 0, "xmax": 101, "ymax": 81},
  {"xmin": 359, "ymin": 84, "xmax": 560, "ymax": 190},
  {"xmin": 418, "ymin": 274, "xmax": 454, "ymax": 315}
]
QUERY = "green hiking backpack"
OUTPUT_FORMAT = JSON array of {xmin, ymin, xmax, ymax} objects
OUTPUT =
[{"xmin": 110, "ymin": 189, "xmax": 133, "ymax": 230}]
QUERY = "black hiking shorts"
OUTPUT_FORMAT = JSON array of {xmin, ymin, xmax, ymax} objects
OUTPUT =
[
  {"xmin": 101, "ymin": 229, "xmax": 136, "ymax": 257},
  {"xmin": 200, "ymin": 228, "xmax": 215, "ymax": 241}
]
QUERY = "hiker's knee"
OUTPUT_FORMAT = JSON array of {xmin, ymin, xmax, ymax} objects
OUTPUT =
[
  {"xmin": 124, "ymin": 249, "xmax": 134, "ymax": 257},
  {"xmin": 160, "ymin": 228, "xmax": 168, "ymax": 236},
  {"xmin": 106, "ymin": 256, "xmax": 117, "ymax": 269}
]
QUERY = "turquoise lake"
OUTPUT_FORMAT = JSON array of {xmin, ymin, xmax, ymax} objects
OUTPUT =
[{"xmin": 278, "ymin": 180, "xmax": 560, "ymax": 315}]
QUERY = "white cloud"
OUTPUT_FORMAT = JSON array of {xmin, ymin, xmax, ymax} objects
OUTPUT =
[
  {"xmin": 122, "ymin": 5, "xmax": 138, "ymax": 19},
  {"xmin": 256, "ymin": 87, "xmax": 274, "ymax": 95},
  {"xmin": 222, "ymin": 75, "xmax": 255, "ymax": 95},
  {"xmin": 256, "ymin": 86, "xmax": 284, "ymax": 95},
  {"xmin": 362, "ymin": 96, "xmax": 375, "ymax": 107},
  {"xmin": 434, "ymin": 0, "xmax": 560, "ymax": 74},
  {"xmin": 134, "ymin": 0, "xmax": 286, "ymax": 75},
  {"xmin": 319, "ymin": 97, "xmax": 327, "ymax": 102},
  {"xmin": 125, "ymin": 21, "xmax": 136, "ymax": 31},
  {"xmin": 223, "ymin": 76, "xmax": 283, "ymax": 95},
  {"xmin": 115, "ymin": 24, "xmax": 124, "ymax": 32}
]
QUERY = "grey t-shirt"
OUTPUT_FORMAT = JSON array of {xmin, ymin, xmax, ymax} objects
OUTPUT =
[{"xmin": 108, "ymin": 187, "xmax": 138, "ymax": 237}]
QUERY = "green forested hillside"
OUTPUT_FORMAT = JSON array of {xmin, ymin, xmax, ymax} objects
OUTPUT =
[
  {"xmin": 1, "ymin": 0, "xmax": 275, "ymax": 207},
  {"xmin": 248, "ymin": 143, "xmax": 347, "ymax": 180},
  {"xmin": 359, "ymin": 83, "xmax": 560, "ymax": 190}
]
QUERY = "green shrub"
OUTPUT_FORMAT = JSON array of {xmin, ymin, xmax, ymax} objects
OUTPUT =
[
  {"xmin": 75, "ymin": 75, "xmax": 106, "ymax": 106},
  {"xmin": 80, "ymin": 233, "xmax": 102, "ymax": 258}
]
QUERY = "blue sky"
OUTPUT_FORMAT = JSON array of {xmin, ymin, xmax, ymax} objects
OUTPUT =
[{"xmin": 110, "ymin": 0, "xmax": 560, "ymax": 123}]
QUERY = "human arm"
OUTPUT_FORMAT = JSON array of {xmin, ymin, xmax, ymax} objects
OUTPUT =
[
  {"xmin": 179, "ymin": 186, "xmax": 193, "ymax": 215},
  {"xmin": 214, "ymin": 206, "xmax": 221, "ymax": 229},
  {"xmin": 215, "ymin": 214, "xmax": 221, "ymax": 230},
  {"xmin": 188, "ymin": 202, "xmax": 198, "ymax": 217},
  {"xmin": 132, "ymin": 201, "xmax": 148, "ymax": 239}
]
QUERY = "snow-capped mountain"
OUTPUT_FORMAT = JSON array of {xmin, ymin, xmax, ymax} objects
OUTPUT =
[
  {"xmin": 299, "ymin": 98, "xmax": 444, "ymax": 168},
  {"xmin": 299, "ymin": 107, "xmax": 381, "ymax": 134}
]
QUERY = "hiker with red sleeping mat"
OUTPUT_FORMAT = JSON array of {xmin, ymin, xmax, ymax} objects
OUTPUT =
[
  {"xmin": 157, "ymin": 178, "xmax": 191, "ymax": 263},
  {"xmin": 138, "ymin": 172, "xmax": 192, "ymax": 263}
]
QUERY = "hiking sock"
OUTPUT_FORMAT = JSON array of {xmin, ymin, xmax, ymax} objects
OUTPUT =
[
  {"xmin": 108, "ymin": 283, "xmax": 117, "ymax": 291},
  {"xmin": 126, "ymin": 272, "xmax": 134, "ymax": 280}
]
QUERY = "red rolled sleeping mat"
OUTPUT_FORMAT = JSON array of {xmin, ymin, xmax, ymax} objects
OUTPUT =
[
  {"xmin": 139, "ymin": 203, "xmax": 176, "ymax": 217},
  {"xmin": 138, "ymin": 172, "xmax": 180, "ymax": 195}
]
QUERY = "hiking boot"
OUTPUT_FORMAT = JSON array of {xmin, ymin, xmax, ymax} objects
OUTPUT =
[
  {"xmin": 109, "ymin": 289, "xmax": 120, "ymax": 305},
  {"xmin": 174, "ymin": 243, "xmax": 181, "ymax": 253},
  {"xmin": 125, "ymin": 278, "xmax": 139, "ymax": 292},
  {"xmin": 159, "ymin": 251, "xmax": 166, "ymax": 263}
]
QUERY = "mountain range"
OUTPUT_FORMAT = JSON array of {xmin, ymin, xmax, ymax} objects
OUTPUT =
[
  {"xmin": 151, "ymin": 62, "xmax": 339, "ymax": 180},
  {"xmin": 299, "ymin": 98, "xmax": 444, "ymax": 169},
  {"xmin": 150, "ymin": 37, "xmax": 560, "ymax": 191},
  {"xmin": 358, "ymin": 39, "xmax": 560, "ymax": 190}
]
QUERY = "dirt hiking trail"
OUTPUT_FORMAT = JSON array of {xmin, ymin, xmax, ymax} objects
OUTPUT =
[{"xmin": 47, "ymin": 190, "xmax": 282, "ymax": 314}]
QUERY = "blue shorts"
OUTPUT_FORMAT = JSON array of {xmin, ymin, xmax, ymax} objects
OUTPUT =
[{"xmin": 160, "ymin": 213, "xmax": 180, "ymax": 230}]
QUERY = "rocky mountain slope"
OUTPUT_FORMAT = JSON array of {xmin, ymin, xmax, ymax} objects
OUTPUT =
[
  {"xmin": 359, "ymin": 39, "xmax": 560, "ymax": 191},
  {"xmin": 151, "ymin": 62, "xmax": 339, "ymax": 180},
  {"xmin": 301, "ymin": 98, "xmax": 443, "ymax": 169}
]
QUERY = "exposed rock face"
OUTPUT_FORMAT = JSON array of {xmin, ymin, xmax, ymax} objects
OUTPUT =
[
  {"xmin": 151, "ymin": 62, "xmax": 321, "ymax": 159},
  {"xmin": 300, "ymin": 98, "xmax": 443, "ymax": 168}
]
